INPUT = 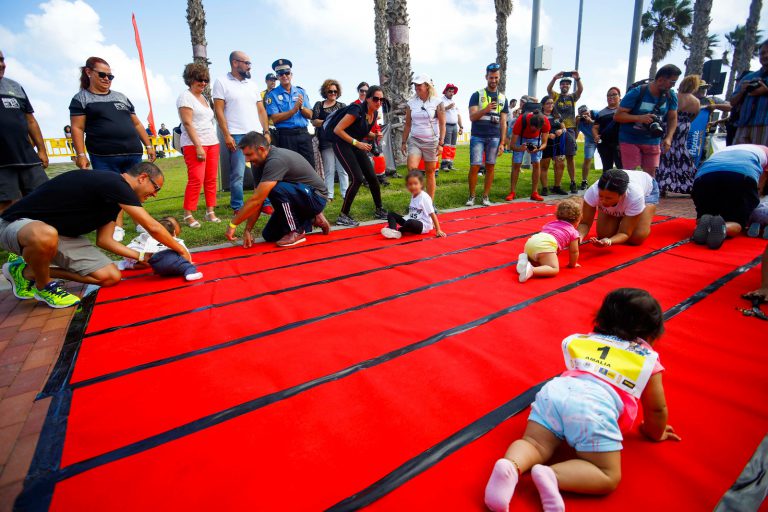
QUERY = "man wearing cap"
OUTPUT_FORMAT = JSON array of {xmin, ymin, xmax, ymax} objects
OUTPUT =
[
  {"xmin": 466, "ymin": 63, "xmax": 508, "ymax": 207},
  {"xmin": 440, "ymin": 84, "xmax": 463, "ymax": 171},
  {"xmin": 264, "ymin": 59, "xmax": 315, "ymax": 169},
  {"xmin": 547, "ymin": 71, "xmax": 583, "ymax": 193},
  {"xmin": 261, "ymin": 73, "xmax": 279, "ymax": 142},
  {"xmin": 212, "ymin": 51, "xmax": 271, "ymax": 215},
  {"xmin": 576, "ymin": 104, "xmax": 598, "ymax": 190}
]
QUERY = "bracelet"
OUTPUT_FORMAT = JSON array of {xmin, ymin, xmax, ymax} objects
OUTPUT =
[
  {"xmin": 352, "ymin": 139, "xmax": 358, "ymax": 146},
  {"xmin": 229, "ymin": 222, "xmax": 237, "ymax": 229},
  {"xmin": 76, "ymin": 153, "xmax": 86, "ymax": 157},
  {"xmin": 138, "ymin": 250, "xmax": 146, "ymax": 262},
  {"xmin": 605, "ymin": 238, "xmax": 612, "ymax": 246}
]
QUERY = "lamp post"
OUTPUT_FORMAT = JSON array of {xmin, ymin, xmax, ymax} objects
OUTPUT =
[
  {"xmin": 528, "ymin": 0, "xmax": 541, "ymax": 96},
  {"xmin": 627, "ymin": 0, "xmax": 643, "ymax": 90}
]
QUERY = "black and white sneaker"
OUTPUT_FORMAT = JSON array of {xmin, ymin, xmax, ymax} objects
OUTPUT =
[
  {"xmin": 706, "ymin": 215, "xmax": 727, "ymax": 250},
  {"xmin": 580, "ymin": 180, "xmax": 588, "ymax": 190},
  {"xmin": 374, "ymin": 207, "xmax": 388, "ymax": 220},
  {"xmin": 336, "ymin": 213, "xmax": 360, "ymax": 227},
  {"xmin": 569, "ymin": 181, "xmax": 578, "ymax": 194},
  {"xmin": 692, "ymin": 214, "xmax": 712, "ymax": 244}
]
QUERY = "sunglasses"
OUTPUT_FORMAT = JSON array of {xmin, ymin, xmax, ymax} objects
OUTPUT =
[
  {"xmin": 327, "ymin": 89, "xmax": 339, "ymax": 94},
  {"xmin": 371, "ymin": 96, "xmax": 385, "ymax": 103},
  {"xmin": 90, "ymin": 69, "xmax": 115, "ymax": 81},
  {"xmin": 147, "ymin": 175, "xmax": 161, "ymax": 193},
  {"xmin": 359, "ymin": 89, "xmax": 369, "ymax": 94},
  {"xmin": 276, "ymin": 70, "xmax": 291, "ymax": 76},
  {"xmin": 607, "ymin": 93, "xmax": 619, "ymax": 97},
  {"xmin": 487, "ymin": 63, "xmax": 501, "ymax": 71},
  {"xmin": 195, "ymin": 78, "xmax": 210, "ymax": 84},
  {"xmin": 234, "ymin": 59, "xmax": 252, "ymax": 65}
]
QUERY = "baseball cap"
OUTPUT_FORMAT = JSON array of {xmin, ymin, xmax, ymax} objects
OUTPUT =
[
  {"xmin": 411, "ymin": 73, "xmax": 431, "ymax": 85},
  {"xmin": 265, "ymin": 73, "xmax": 277, "ymax": 81}
]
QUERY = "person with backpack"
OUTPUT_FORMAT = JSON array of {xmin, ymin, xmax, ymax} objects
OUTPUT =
[
  {"xmin": 507, "ymin": 109, "xmax": 550, "ymax": 201},
  {"xmin": 614, "ymin": 64, "xmax": 680, "ymax": 177},
  {"xmin": 592, "ymin": 87, "xmax": 623, "ymax": 170}
]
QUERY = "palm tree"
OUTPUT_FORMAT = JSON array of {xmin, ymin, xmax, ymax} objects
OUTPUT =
[
  {"xmin": 723, "ymin": 24, "xmax": 764, "ymax": 98},
  {"xmin": 386, "ymin": 0, "xmax": 413, "ymax": 166},
  {"xmin": 494, "ymin": 0, "xmax": 513, "ymax": 93},
  {"xmin": 684, "ymin": 0, "xmax": 713, "ymax": 75},
  {"xmin": 683, "ymin": 34, "xmax": 719, "ymax": 70},
  {"xmin": 641, "ymin": 0, "xmax": 694, "ymax": 79},
  {"xmin": 731, "ymin": 0, "xmax": 763, "ymax": 94},
  {"xmin": 186, "ymin": 0, "xmax": 211, "ymax": 101},
  {"xmin": 374, "ymin": 0, "xmax": 389, "ymax": 90}
]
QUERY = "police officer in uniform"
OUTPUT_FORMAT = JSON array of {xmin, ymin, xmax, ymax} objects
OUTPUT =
[
  {"xmin": 264, "ymin": 59, "xmax": 314, "ymax": 169},
  {"xmin": 261, "ymin": 73, "xmax": 279, "ymax": 143}
]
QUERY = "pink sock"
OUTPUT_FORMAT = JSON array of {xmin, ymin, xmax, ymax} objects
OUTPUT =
[
  {"xmin": 531, "ymin": 464, "xmax": 564, "ymax": 512},
  {"xmin": 484, "ymin": 458, "xmax": 519, "ymax": 512}
]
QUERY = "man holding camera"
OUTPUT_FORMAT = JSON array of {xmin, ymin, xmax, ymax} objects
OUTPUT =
[
  {"xmin": 730, "ymin": 39, "xmax": 768, "ymax": 146},
  {"xmin": 614, "ymin": 64, "xmax": 680, "ymax": 177},
  {"xmin": 507, "ymin": 106, "xmax": 550, "ymax": 201}
]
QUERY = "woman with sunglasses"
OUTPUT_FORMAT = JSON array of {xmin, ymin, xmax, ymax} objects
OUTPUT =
[
  {"xmin": 176, "ymin": 62, "xmax": 220, "ymax": 228},
  {"xmin": 592, "ymin": 87, "xmax": 623, "ymax": 170},
  {"xmin": 402, "ymin": 74, "xmax": 446, "ymax": 200},
  {"xmin": 331, "ymin": 85, "xmax": 389, "ymax": 226},
  {"xmin": 312, "ymin": 79, "xmax": 348, "ymax": 202},
  {"xmin": 69, "ymin": 56, "xmax": 156, "ymax": 241}
]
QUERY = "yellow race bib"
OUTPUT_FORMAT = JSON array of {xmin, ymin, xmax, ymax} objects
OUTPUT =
[{"xmin": 562, "ymin": 334, "xmax": 658, "ymax": 398}]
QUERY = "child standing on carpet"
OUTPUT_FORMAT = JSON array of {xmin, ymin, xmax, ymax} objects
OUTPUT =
[
  {"xmin": 484, "ymin": 288, "xmax": 680, "ymax": 512},
  {"xmin": 381, "ymin": 170, "xmax": 446, "ymax": 239},
  {"xmin": 118, "ymin": 216, "xmax": 203, "ymax": 281},
  {"xmin": 517, "ymin": 199, "xmax": 582, "ymax": 283}
]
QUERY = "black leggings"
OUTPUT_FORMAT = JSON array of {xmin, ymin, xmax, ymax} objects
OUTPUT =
[
  {"xmin": 388, "ymin": 211, "xmax": 423, "ymax": 234},
  {"xmin": 597, "ymin": 142, "xmax": 622, "ymax": 170},
  {"xmin": 334, "ymin": 142, "xmax": 382, "ymax": 215}
]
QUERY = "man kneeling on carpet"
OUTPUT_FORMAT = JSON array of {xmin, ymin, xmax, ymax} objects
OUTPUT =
[
  {"xmin": 484, "ymin": 288, "xmax": 680, "ymax": 512},
  {"xmin": 381, "ymin": 170, "xmax": 446, "ymax": 239},
  {"xmin": 516, "ymin": 199, "xmax": 581, "ymax": 283},
  {"xmin": 118, "ymin": 216, "xmax": 202, "ymax": 281},
  {"xmin": 0, "ymin": 162, "xmax": 191, "ymax": 308},
  {"xmin": 225, "ymin": 131, "xmax": 330, "ymax": 248}
]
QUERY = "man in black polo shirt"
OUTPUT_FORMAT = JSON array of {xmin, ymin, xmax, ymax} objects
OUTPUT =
[
  {"xmin": 0, "ymin": 50, "xmax": 49, "ymax": 214},
  {"xmin": 0, "ymin": 162, "xmax": 191, "ymax": 308}
]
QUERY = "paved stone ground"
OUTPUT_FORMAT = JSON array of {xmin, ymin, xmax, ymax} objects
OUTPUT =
[{"xmin": 0, "ymin": 195, "xmax": 695, "ymax": 510}]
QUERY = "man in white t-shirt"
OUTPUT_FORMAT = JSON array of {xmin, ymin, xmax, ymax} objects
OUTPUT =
[
  {"xmin": 440, "ymin": 84, "xmax": 463, "ymax": 171},
  {"xmin": 212, "ymin": 51, "xmax": 270, "ymax": 214},
  {"xmin": 579, "ymin": 169, "xmax": 659, "ymax": 247}
]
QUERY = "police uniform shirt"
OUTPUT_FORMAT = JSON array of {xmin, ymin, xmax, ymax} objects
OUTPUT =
[
  {"xmin": 265, "ymin": 85, "xmax": 310, "ymax": 129},
  {"xmin": 69, "ymin": 89, "xmax": 143, "ymax": 156},
  {"xmin": 0, "ymin": 77, "xmax": 42, "ymax": 168}
]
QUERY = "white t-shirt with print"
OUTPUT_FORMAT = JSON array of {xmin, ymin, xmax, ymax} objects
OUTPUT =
[
  {"xmin": 441, "ymin": 95, "xmax": 459, "ymax": 125},
  {"xmin": 583, "ymin": 169, "xmax": 653, "ymax": 217},
  {"xmin": 408, "ymin": 191, "xmax": 435, "ymax": 233},
  {"xmin": 407, "ymin": 96, "xmax": 441, "ymax": 140},
  {"xmin": 176, "ymin": 89, "xmax": 218, "ymax": 147},
  {"xmin": 211, "ymin": 72, "xmax": 262, "ymax": 134}
]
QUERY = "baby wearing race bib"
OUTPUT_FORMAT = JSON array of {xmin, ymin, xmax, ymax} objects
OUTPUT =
[
  {"xmin": 118, "ymin": 216, "xmax": 202, "ymax": 282},
  {"xmin": 381, "ymin": 171, "xmax": 446, "ymax": 239},
  {"xmin": 484, "ymin": 288, "xmax": 679, "ymax": 512}
]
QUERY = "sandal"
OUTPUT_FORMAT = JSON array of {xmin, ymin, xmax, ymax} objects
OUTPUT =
[
  {"xmin": 184, "ymin": 214, "xmax": 201, "ymax": 228},
  {"xmin": 205, "ymin": 211, "xmax": 221, "ymax": 223}
]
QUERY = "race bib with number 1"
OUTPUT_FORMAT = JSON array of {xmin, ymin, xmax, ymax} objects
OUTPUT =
[{"xmin": 562, "ymin": 334, "xmax": 658, "ymax": 398}]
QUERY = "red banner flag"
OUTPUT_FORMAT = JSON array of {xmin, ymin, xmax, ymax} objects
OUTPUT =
[{"xmin": 132, "ymin": 13, "xmax": 156, "ymax": 136}]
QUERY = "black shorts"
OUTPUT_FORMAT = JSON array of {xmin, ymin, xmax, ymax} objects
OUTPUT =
[
  {"xmin": 692, "ymin": 171, "xmax": 760, "ymax": 227},
  {"xmin": 541, "ymin": 132, "xmax": 577, "ymax": 159},
  {"xmin": 0, "ymin": 164, "xmax": 48, "ymax": 202}
]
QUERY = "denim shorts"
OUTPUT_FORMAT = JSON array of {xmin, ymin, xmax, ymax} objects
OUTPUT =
[
  {"xmin": 470, "ymin": 136, "xmax": 501, "ymax": 166},
  {"xmin": 583, "ymin": 139, "xmax": 597, "ymax": 159},
  {"xmin": 513, "ymin": 137, "xmax": 543, "ymax": 164},
  {"xmin": 529, "ymin": 376, "xmax": 624, "ymax": 452},
  {"xmin": 645, "ymin": 178, "xmax": 660, "ymax": 205}
]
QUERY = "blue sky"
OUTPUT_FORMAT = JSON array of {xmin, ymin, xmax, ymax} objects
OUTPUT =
[{"xmin": 1, "ymin": 0, "xmax": 765, "ymax": 143}]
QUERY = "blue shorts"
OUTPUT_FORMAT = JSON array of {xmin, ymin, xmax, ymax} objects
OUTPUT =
[
  {"xmin": 513, "ymin": 137, "xmax": 543, "ymax": 164},
  {"xmin": 528, "ymin": 376, "xmax": 624, "ymax": 452},
  {"xmin": 89, "ymin": 154, "xmax": 143, "ymax": 174},
  {"xmin": 470, "ymin": 136, "xmax": 501, "ymax": 166},
  {"xmin": 645, "ymin": 178, "xmax": 660, "ymax": 205},
  {"xmin": 583, "ymin": 139, "xmax": 597, "ymax": 159}
]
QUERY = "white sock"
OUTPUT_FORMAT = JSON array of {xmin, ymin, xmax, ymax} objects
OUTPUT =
[
  {"xmin": 185, "ymin": 272, "xmax": 203, "ymax": 281},
  {"xmin": 516, "ymin": 253, "xmax": 529, "ymax": 274},
  {"xmin": 519, "ymin": 262, "xmax": 534, "ymax": 283}
]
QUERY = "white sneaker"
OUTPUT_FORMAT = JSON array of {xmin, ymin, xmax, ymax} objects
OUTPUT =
[
  {"xmin": 113, "ymin": 226, "xmax": 125, "ymax": 242},
  {"xmin": 381, "ymin": 227, "xmax": 402, "ymax": 239},
  {"xmin": 482, "ymin": 196, "xmax": 492, "ymax": 206},
  {"xmin": 185, "ymin": 272, "xmax": 204, "ymax": 281},
  {"xmin": 516, "ymin": 253, "xmax": 529, "ymax": 274},
  {"xmin": 519, "ymin": 262, "xmax": 534, "ymax": 283},
  {"xmin": 465, "ymin": 196, "xmax": 476, "ymax": 207}
]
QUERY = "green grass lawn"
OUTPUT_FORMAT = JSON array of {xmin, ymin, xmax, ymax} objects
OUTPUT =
[{"xmin": 3, "ymin": 144, "xmax": 602, "ymax": 261}]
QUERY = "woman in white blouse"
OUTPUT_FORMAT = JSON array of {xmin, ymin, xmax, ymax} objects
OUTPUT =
[
  {"xmin": 402, "ymin": 74, "xmax": 446, "ymax": 200},
  {"xmin": 177, "ymin": 62, "xmax": 220, "ymax": 227}
]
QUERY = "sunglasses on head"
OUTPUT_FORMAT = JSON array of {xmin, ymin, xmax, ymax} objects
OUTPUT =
[
  {"xmin": 487, "ymin": 63, "xmax": 501, "ymax": 71},
  {"xmin": 276, "ymin": 70, "xmax": 291, "ymax": 76},
  {"xmin": 89, "ymin": 68, "xmax": 115, "ymax": 81}
]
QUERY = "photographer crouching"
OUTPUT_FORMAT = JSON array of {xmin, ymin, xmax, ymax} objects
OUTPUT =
[
  {"xmin": 614, "ymin": 64, "xmax": 680, "ymax": 177},
  {"xmin": 730, "ymin": 39, "xmax": 768, "ymax": 146}
]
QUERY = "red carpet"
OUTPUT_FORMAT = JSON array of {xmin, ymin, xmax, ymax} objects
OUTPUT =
[{"xmin": 16, "ymin": 203, "xmax": 767, "ymax": 511}]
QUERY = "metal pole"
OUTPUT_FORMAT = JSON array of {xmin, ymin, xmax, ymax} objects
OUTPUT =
[
  {"xmin": 528, "ymin": 0, "xmax": 541, "ymax": 96},
  {"xmin": 627, "ymin": 0, "xmax": 643, "ymax": 90},
  {"xmin": 575, "ymin": 0, "xmax": 584, "ymax": 70}
]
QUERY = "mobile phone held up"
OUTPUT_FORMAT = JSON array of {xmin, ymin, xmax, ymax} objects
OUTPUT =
[{"xmin": 561, "ymin": 71, "xmax": 573, "ymax": 78}]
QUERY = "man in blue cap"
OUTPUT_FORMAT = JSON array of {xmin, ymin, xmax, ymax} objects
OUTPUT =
[
  {"xmin": 261, "ymin": 73, "xmax": 278, "ymax": 142},
  {"xmin": 264, "ymin": 59, "xmax": 315, "ymax": 169}
]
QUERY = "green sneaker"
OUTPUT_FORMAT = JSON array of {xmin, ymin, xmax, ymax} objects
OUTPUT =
[
  {"xmin": 33, "ymin": 281, "xmax": 81, "ymax": 309},
  {"xmin": 2, "ymin": 261, "xmax": 35, "ymax": 300},
  {"xmin": 7, "ymin": 252, "xmax": 21, "ymax": 264}
]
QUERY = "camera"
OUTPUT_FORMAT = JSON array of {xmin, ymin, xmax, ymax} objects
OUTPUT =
[
  {"xmin": 525, "ymin": 142, "xmax": 537, "ymax": 152},
  {"xmin": 646, "ymin": 114, "xmax": 664, "ymax": 138},
  {"xmin": 746, "ymin": 80, "xmax": 763, "ymax": 93},
  {"xmin": 522, "ymin": 102, "xmax": 542, "ymax": 114},
  {"xmin": 370, "ymin": 138, "xmax": 382, "ymax": 157}
]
